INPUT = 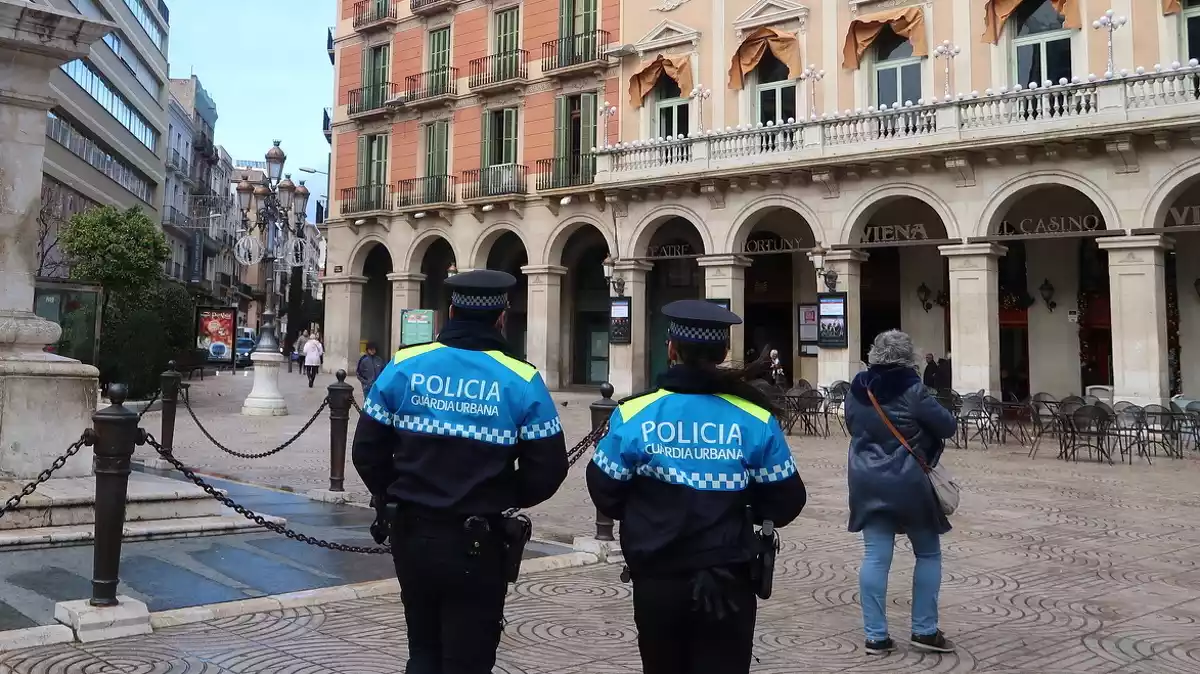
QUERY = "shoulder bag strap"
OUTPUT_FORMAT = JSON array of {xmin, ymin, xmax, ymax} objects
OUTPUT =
[{"xmin": 866, "ymin": 389, "xmax": 931, "ymax": 474}]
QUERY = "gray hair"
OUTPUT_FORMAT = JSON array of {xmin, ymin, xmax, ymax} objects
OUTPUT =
[{"xmin": 867, "ymin": 329, "xmax": 918, "ymax": 368}]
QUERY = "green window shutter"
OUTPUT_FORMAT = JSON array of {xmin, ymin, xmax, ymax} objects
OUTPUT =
[
  {"xmin": 580, "ymin": 0, "xmax": 596, "ymax": 34},
  {"xmin": 355, "ymin": 134, "xmax": 368, "ymax": 187},
  {"xmin": 360, "ymin": 45, "xmax": 371, "ymax": 86},
  {"xmin": 558, "ymin": 0, "xmax": 573, "ymax": 40},
  {"xmin": 371, "ymin": 134, "xmax": 389, "ymax": 185},
  {"xmin": 502, "ymin": 108, "xmax": 518, "ymax": 165},
  {"xmin": 429, "ymin": 28, "xmax": 450, "ymax": 71},
  {"xmin": 480, "ymin": 111, "xmax": 493, "ymax": 169},
  {"xmin": 495, "ymin": 8, "xmax": 519, "ymax": 80},
  {"xmin": 580, "ymin": 92, "xmax": 597, "ymax": 155},
  {"xmin": 435, "ymin": 121, "xmax": 449, "ymax": 175},
  {"xmin": 553, "ymin": 95, "xmax": 569, "ymax": 159}
]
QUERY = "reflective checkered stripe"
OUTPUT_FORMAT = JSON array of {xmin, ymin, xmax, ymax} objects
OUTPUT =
[
  {"xmin": 593, "ymin": 452, "xmax": 632, "ymax": 481},
  {"xmin": 748, "ymin": 458, "xmax": 797, "ymax": 484},
  {"xmin": 519, "ymin": 418, "xmax": 562, "ymax": 440},
  {"xmin": 392, "ymin": 414, "xmax": 518, "ymax": 445},
  {"xmin": 362, "ymin": 398, "xmax": 394, "ymax": 426},
  {"xmin": 451, "ymin": 291, "xmax": 507, "ymax": 310},
  {"xmin": 668, "ymin": 321, "xmax": 729, "ymax": 344},
  {"xmin": 636, "ymin": 464, "xmax": 747, "ymax": 491}
]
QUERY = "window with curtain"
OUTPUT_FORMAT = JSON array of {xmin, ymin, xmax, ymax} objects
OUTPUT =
[
  {"xmin": 483, "ymin": 108, "xmax": 519, "ymax": 167},
  {"xmin": 652, "ymin": 75, "xmax": 689, "ymax": 139},
  {"xmin": 873, "ymin": 25, "xmax": 921, "ymax": 108},
  {"xmin": 552, "ymin": 93, "xmax": 597, "ymax": 182},
  {"xmin": 754, "ymin": 51, "xmax": 797, "ymax": 125},
  {"xmin": 354, "ymin": 133, "xmax": 390, "ymax": 210},
  {"xmin": 1185, "ymin": 0, "xmax": 1200, "ymax": 63},
  {"xmin": 1012, "ymin": 0, "xmax": 1072, "ymax": 86}
]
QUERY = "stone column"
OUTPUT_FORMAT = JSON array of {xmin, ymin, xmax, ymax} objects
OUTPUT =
[
  {"xmin": 321, "ymin": 277, "xmax": 367, "ymax": 375},
  {"xmin": 0, "ymin": 3, "xmax": 113, "ymax": 479},
  {"xmin": 521, "ymin": 265, "xmax": 567, "ymax": 388},
  {"xmin": 608, "ymin": 261, "xmax": 653, "ymax": 398},
  {"xmin": 814, "ymin": 250, "xmax": 868, "ymax": 387},
  {"xmin": 697, "ymin": 255, "xmax": 751, "ymax": 363},
  {"xmin": 940, "ymin": 243, "xmax": 1007, "ymax": 397},
  {"xmin": 388, "ymin": 272, "xmax": 424, "ymax": 352},
  {"xmin": 1097, "ymin": 235, "xmax": 1172, "ymax": 407}
]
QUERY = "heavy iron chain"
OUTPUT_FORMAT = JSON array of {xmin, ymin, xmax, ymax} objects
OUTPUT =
[
  {"xmin": 141, "ymin": 430, "xmax": 393, "ymax": 554},
  {"xmin": 0, "ymin": 431, "xmax": 95, "ymax": 519},
  {"xmin": 137, "ymin": 390, "xmax": 161, "ymax": 423},
  {"xmin": 181, "ymin": 388, "xmax": 329, "ymax": 460}
]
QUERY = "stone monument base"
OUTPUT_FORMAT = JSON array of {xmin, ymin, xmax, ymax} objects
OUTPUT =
[
  {"xmin": 0, "ymin": 355, "xmax": 100, "ymax": 480},
  {"xmin": 242, "ymin": 351, "xmax": 288, "ymax": 416}
]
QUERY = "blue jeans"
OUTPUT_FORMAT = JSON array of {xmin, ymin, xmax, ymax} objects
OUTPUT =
[{"xmin": 859, "ymin": 523, "xmax": 942, "ymax": 641}]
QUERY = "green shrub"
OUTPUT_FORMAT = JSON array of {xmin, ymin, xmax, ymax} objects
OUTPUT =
[{"xmin": 98, "ymin": 281, "xmax": 195, "ymax": 399}]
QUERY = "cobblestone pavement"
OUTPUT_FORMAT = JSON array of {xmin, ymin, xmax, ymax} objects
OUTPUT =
[{"xmin": 14, "ymin": 369, "xmax": 1196, "ymax": 672}]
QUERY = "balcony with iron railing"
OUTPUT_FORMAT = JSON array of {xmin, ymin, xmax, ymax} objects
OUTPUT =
[
  {"xmin": 468, "ymin": 50, "xmax": 528, "ymax": 94},
  {"xmin": 352, "ymin": 0, "xmax": 398, "ymax": 30},
  {"xmin": 340, "ymin": 185, "xmax": 393, "ymax": 214},
  {"xmin": 162, "ymin": 205, "xmax": 189, "ymax": 234},
  {"xmin": 593, "ymin": 67, "xmax": 1200, "ymax": 188},
  {"xmin": 396, "ymin": 175, "xmax": 457, "ymax": 210},
  {"xmin": 462, "ymin": 164, "xmax": 528, "ymax": 201},
  {"xmin": 410, "ymin": 0, "xmax": 459, "ymax": 16},
  {"xmin": 404, "ymin": 68, "xmax": 458, "ymax": 107},
  {"xmin": 327, "ymin": 27, "xmax": 335, "ymax": 65},
  {"xmin": 348, "ymin": 82, "xmax": 397, "ymax": 119},
  {"xmin": 535, "ymin": 154, "xmax": 597, "ymax": 191},
  {"xmin": 166, "ymin": 148, "xmax": 180, "ymax": 171},
  {"xmin": 541, "ymin": 30, "xmax": 609, "ymax": 76},
  {"xmin": 323, "ymin": 107, "xmax": 332, "ymax": 142}
]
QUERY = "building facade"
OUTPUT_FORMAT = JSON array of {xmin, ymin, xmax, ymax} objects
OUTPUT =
[
  {"xmin": 323, "ymin": 0, "xmax": 1200, "ymax": 407},
  {"xmin": 163, "ymin": 91, "xmax": 193, "ymax": 282},
  {"xmin": 35, "ymin": 0, "xmax": 170, "ymax": 277}
]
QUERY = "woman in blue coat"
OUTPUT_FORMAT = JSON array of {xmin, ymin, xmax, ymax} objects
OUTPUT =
[{"xmin": 845, "ymin": 330, "xmax": 958, "ymax": 656}]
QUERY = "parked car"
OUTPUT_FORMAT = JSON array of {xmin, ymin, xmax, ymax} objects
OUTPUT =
[{"xmin": 235, "ymin": 338, "xmax": 255, "ymax": 368}]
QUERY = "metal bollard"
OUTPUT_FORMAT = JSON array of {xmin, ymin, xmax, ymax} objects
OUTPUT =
[
  {"xmin": 89, "ymin": 384, "xmax": 140, "ymax": 607},
  {"xmin": 159, "ymin": 361, "xmax": 182, "ymax": 455},
  {"xmin": 589, "ymin": 382, "xmax": 618, "ymax": 541},
  {"xmin": 327, "ymin": 369, "xmax": 354, "ymax": 492}
]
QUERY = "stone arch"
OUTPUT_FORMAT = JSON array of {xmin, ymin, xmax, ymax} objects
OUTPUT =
[
  {"xmin": 542, "ymin": 213, "xmax": 617, "ymax": 267},
  {"xmin": 469, "ymin": 222, "xmax": 531, "ymax": 270},
  {"xmin": 348, "ymin": 235, "xmax": 395, "ymax": 277},
  {"xmin": 978, "ymin": 170, "xmax": 1122, "ymax": 237},
  {"xmin": 724, "ymin": 194, "xmax": 823, "ymax": 253},
  {"xmin": 627, "ymin": 204, "xmax": 713, "ymax": 257},
  {"xmin": 838, "ymin": 183, "xmax": 962, "ymax": 245},
  {"xmin": 1141, "ymin": 156, "xmax": 1200, "ymax": 229},
  {"xmin": 405, "ymin": 228, "xmax": 461, "ymax": 273}
]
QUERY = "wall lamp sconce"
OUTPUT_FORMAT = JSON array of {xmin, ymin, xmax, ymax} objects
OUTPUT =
[
  {"xmin": 809, "ymin": 244, "xmax": 839, "ymax": 293},
  {"xmin": 1038, "ymin": 278, "xmax": 1057, "ymax": 312},
  {"xmin": 917, "ymin": 282, "xmax": 934, "ymax": 312},
  {"xmin": 602, "ymin": 255, "xmax": 626, "ymax": 296},
  {"xmin": 935, "ymin": 289, "xmax": 950, "ymax": 307}
]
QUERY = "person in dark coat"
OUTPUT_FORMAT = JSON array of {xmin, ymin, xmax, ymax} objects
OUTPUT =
[
  {"xmin": 936, "ymin": 352, "xmax": 952, "ymax": 391},
  {"xmin": 845, "ymin": 330, "xmax": 958, "ymax": 656},
  {"xmin": 355, "ymin": 342, "xmax": 386, "ymax": 394},
  {"xmin": 922, "ymin": 353, "xmax": 940, "ymax": 388}
]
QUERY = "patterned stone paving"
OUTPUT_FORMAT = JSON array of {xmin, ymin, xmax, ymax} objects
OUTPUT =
[{"xmin": 8, "ymin": 378, "xmax": 1200, "ymax": 671}]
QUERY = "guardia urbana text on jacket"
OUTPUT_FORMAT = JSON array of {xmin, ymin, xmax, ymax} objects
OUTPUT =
[
  {"xmin": 409, "ymin": 373, "xmax": 502, "ymax": 417},
  {"xmin": 641, "ymin": 421, "xmax": 745, "ymax": 462}
]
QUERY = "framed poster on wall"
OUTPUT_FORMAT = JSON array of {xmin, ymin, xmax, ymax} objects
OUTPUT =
[
  {"xmin": 196, "ymin": 307, "xmax": 238, "ymax": 364},
  {"xmin": 816, "ymin": 293, "xmax": 848, "ymax": 349},
  {"xmin": 609, "ymin": 296, "xmax": 632, "ymax": 345},
  {"xmin": 400, "ymin": 309, "xmax": 436, "ymax": 346},
  {"xmin": 797, "ymin": 303, "xmax": 819, "ymax": 356}
]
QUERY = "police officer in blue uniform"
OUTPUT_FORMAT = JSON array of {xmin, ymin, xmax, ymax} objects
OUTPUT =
[
  {"xmin": 352, "ymin": 269, "xmax": 569, "ymax": 674},
  {"xmin": 587, "ymin": 299, "xmax": 808, "ymax": 674}
]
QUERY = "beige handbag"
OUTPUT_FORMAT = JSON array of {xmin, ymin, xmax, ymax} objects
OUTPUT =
[{"xmin": 867, "ymin": 389, "xmax": 960, "ymax": 516}]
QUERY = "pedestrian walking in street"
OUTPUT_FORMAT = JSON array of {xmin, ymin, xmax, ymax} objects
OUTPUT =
[
  {"xmin": 587, "ymin": 299, "xmax": 808, "ymax": 674},
  {"xmin": 355, "ymin": 341, "xmax": 386, "ymax": 395},
  {"xmin": 303, "ymin": 334, "xmax": 323, "ymax": 388},
  {"xmin": 351, "ymin": 269, "xmax": 568, "ymax": 674},
  {"xmin": 845, "ymin": 329, "xmax": 958, "ymax": 656},
  {"xmin": 295, "ymin": 330, "xmax": 309, "ymax": 376}
]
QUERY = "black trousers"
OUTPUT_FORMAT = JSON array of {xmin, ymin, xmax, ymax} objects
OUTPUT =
[
  {"xmin": 632, "ymin": 569, "xmax": 758, "ymax": 674},
  {"xmin": 305, "ymin": 365, "xmax": 317, "ymax": 386},
  {"xmin": 391, "ymin": 511, "xmax": 508, "ymax": 674}
]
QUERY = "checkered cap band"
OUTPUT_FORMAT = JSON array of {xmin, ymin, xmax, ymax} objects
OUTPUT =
[
  {"xmin": 451, "ymin": 291, "xmax": 508, "ymax": 310},
  {"xmin": 668, "ymin": 321, "xmax": 729, "ymax": 344}
]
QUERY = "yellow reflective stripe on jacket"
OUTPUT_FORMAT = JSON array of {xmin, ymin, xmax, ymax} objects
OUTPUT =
[
  {"xmin": 393, "ymin": 342, "xmax": 445, "ymax": 364},
  {"xmin": 716, "ymin": 393, "xmax": 771, "ymax": 423},
  {"xmin": 616, "ymin": 389, "xmax": 673, "ymax": 423},
  {"xmin": 484, "ymin": 350, "xmax": 537, "ymax": 382}
]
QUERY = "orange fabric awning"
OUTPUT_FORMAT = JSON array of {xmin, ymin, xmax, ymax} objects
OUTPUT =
[
  {"xmin": 1164, "ymin": 0, "xmax": 1181, "ymax": 14},
  {"xmin": 842, "ymin": 6, "xmax": 928, "ymax": 70},
  {"xmin": 727, "ymin": 26, "xmax": 802, "ymax": 91},
  {"xmin": 628, "ymin": 54, "xmax": 695, "ymax": 109},
  {"xmin": 982, "ymin": 0, "xmax": 1081, "ymax": 44}
]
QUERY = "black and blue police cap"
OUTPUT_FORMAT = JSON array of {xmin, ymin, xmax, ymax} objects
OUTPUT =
[
  {"xmin": 662, "ymin": 299, "xmax": 743, "ymax": 345},
  {"xmin": 446, "ymin": 269, "xmax": 516, "ymax": 311}
]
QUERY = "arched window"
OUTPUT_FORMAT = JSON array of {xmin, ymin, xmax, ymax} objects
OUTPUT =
[
  {"xmin": 1184, "ymin": 0, "xmax": 1200, "ymax": 62},
  {"xmin": 1012, "ymin": 0, "xmax": 1072, "ymax": 85},
  {"xmin": 754, "ymin": 50, "xmax": 796, "ymax": 125},
  {"xmin": 873, "ymin": 25, "xmax": 921, "ymax": 108},
  {"xmin": 653, "ymin": 74, "xmax": 688, "ymax": 138}
]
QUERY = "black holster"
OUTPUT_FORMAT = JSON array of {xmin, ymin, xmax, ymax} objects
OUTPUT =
[
  {"xmin": 750, "ymin": 520, "xmax": 779, "ymax": 600},
  {"xmin": 499, "ymin": 512, "xmax": 532, "ymax": 583}
]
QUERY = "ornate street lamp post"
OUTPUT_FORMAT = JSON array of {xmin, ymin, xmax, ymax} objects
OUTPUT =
[
  {"xmin": 1092, "ymin": 9, "xmax": 1127, "ymax": 78},
  {"xmin": 235, "ymin": 141, "xmax": 312, "ymax": 416},
  {"xmin": 934, "ymin": 40, "xmax": 961, "ymax": 99}
]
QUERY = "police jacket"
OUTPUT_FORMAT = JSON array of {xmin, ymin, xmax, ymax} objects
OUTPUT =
[
  {"xmin": 586, "ymin": 365, "xmax": 807, "ymax": 576},
  {"xmin": 351, "ymin": 319, "xmax": 569, "ymax": 515}
]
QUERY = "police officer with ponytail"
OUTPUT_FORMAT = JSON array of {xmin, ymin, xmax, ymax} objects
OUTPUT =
[
  {"xmin": 586, "ymin": 299, "xmax": 808, "ymax": 674},
  {"xmin": 353, "ymin": 269, "xmax": 568, "ymax": 674}
]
